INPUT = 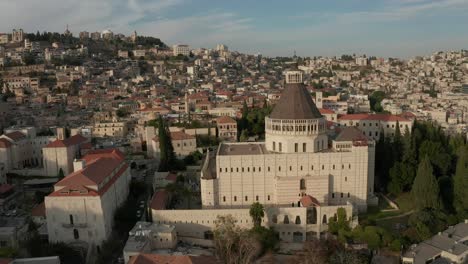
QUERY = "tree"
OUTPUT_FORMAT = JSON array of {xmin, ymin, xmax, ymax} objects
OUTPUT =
[
  {"xmin": 328, "ymin": 208, "xmax": 350, "ymax": 235},
  {"xmin": 412, "ymin": 156, "xmax": 441, "ymax": 210},
  {"xmin": 329, "ymin": 248, "xmax": 369, "ymax": 264},
  {"xmin": 213, "ymin": 215, "xmax": 261, "ymax": 264},
  {"xmin": 58, "ymin": 168, "xmax": 65, "ymax": 179},
  {"xmin": 239, "ymin": 129, "xmax": 249, "ymax": 142},
  {"xmin": 388, "ymin": 162, "xmax": 404, "ymax": 195},
  {"xmin": 294, "ymin": 239, "xmax": 328, "ymax": 264},
  {"xmin": 157, "ymin": 116, "xmax": 176, "ymax": 172},
  {"xmin": 116, "ymin": 108, "xmax": 129, "ymax": 118},
  {"xmin": 453, "ymin": 146, "xmax": 468, "ymax": 218},
  {"xmin": 249, "ymin": 202, "xmax": 264, "ymax": 228}
]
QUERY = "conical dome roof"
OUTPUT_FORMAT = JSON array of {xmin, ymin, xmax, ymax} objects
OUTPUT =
[{"xmin": 270, "ymin": 83, "xmax": 322, "ymax": 120}]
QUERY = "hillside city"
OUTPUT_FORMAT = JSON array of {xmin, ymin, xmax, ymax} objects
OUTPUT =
[{"xmin": 0, "ymin": 28, "xmax": 467, "ymax": 264}]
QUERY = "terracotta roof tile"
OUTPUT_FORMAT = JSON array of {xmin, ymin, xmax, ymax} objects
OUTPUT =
[
  {"xmin": 300, "ymin": 195, "xmax": 320, "ymax": 207},
  {"xmin": 0, "ymin": 184, "xmax": 14, "ymax": 194},
  {"xmin": 216, "ymin": 116, "xmax": 236, "ymax": 124},
  {"xmin": 44, "ymin": 134, "xmax": 88, "ymax": 148},
  {"xmin": 338, "ymin": 113, "xmax": 410, "ymax": 122},
  {"xmin": 150, "ymin": 190, "xmax": 168, "ymax": 210},
  {"xmin": 3, "ymin": 131, "xmax": 26, "ymax": 141},
  {"xmin": 31, "ymin": 202, "xmax": 46, "ymax": 217},
  {"xmin": 50, "ymin": 149, "xmax": 128, "ymax": 197},
  {"xmin": 319, "ymin": 108, "xmax": 335, "ymax": 114},
  {"xmin": 170, "ymin": 131, "xmax": 195, "ymax": 141},
  {"xmin": 0, "ymin": 138, "xmax": 12, "ymax": 148}
]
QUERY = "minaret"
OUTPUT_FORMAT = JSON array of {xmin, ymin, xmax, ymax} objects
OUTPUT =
[{"xmin": 131, "ymin": 30, "xmax": 138, "ymax": 43}]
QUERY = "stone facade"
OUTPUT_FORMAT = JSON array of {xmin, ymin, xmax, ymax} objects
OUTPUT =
[
  {"xmin": 149, "ymin": 69, "xmax": 375, "ymax": 245},
  {"xmin": 45, "ymin": 149, "xmax": 131, "ymax": 249}
]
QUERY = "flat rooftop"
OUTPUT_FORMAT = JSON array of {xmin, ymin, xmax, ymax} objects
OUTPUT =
[{"xmin": 218, "ymin": 143, "xmax": 267, "ymax": 156}]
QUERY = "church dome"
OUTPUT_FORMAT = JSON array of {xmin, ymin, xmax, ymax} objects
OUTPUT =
[
  {"xmin": 270, "ymin": 82, "xmax": 322, "ymax": 120},
  {"xmin": 265, "ymin": 69, "xmax": 328, "ymax": 153}
]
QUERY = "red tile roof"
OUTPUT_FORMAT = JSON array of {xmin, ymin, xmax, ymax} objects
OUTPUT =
[
  {"xmin": 319, "ymin": 108, "xmax": 335, "ymax": 114},
  {"xmin": 150, "ymin": 190, "xmax": 168, "ymax": 210},
  {"xmin": 338, "ymin": 113, "xmax": 410, "ymax": 122},
  {"xmin": 83, "ymin": 148, "xmax": 125, "ymax": 161},
  {"xmin": 216, "ymin": 116, "xmax": 236, "ymax": 124},
  {"xmin": 31, "ymin": 202, "xmax": 46, "ymax": 217},
  {"xmin": 0, "ymin": 259, "xmax": 13, "ymax": 264},
  {"xmin": 80, "ymin": 142, "xmax": 93, "ymax": 149},
  {"xmin": 0, "ymin": 184, "xmax": 14, "ymax": 194},
  {"xmin": 300, "ymin": 195, "xmax": 320, "ymax": 207},
  {"xmin": 170, "ymin": 131, "xmax": 195, "ymax": 141},
  {"xmin": 44, "ymin": 134, "xmax": 88, "ymax": 148},
  {"xmin": 0, "ymin": 138, "xmax": 12, "ymax": 148},
  {"xmin": 49, "ymin": 148, "xmax": 127, "ymax": 197},
  {"xmin": 3, "ymin": 131, "xmax": 26, "ymax": 141},
  {"xmin": 128, "ymin": 253, "xmax": 219, "ymax": 264},
  {"xmin": 165, "ymin": 173, "xmax": 177, "ymax": 182}
]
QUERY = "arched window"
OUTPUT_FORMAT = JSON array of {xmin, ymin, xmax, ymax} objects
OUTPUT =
[
  {"xmin": 272, "ymin": 215, "xmax": 278, "ymax": 224},
  {"xmin": 69, "ymin": 215, "xmax": 74, "ymax": 225},
  {"xmin": 73, "ymin": 229, "xmax": 79, "ymax": 239},
  {"xmin": 322, "ymin": 215, "xmax": 327, "ymax": 224},
  {"xmin": 295, "ymin": 216, "xmax": 301, "ymax": 225},
  {"xmin": 307, "ymin": 207, "xmax": 317, "ymax": 224},
  {"xmin": 284, "ymin": 215, "xmax": 290, "ymax": 224},
  {"xmin": 234, "ymin": 196, "xmax": 237, "ymax": 202}
]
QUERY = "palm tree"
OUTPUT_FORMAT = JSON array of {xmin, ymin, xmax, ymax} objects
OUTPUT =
[{"xmin": 249, "ymin": 202, "xmax": 264, "ymax": 227}]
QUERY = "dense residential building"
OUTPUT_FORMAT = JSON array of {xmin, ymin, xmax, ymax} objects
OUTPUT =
[
  {"xmin": 45, "ymin": 149, "xmax": 131, "ymax": 249},
  {"xmin": 150, "ymin": 131, "xmax": 196, "ymax": 159},
  {"xmin": 93, "ymin": 121, "xmax": 128, "ymax": 138},
  {"xmin": 173, "ymin": 44, "xmax": 190, "ymax": 56},
  {"xmin": 216, "ymin": 116, "xmax": 237, "ymax": 141},
  {"xmin": 11, "ymin": 29, "xmax": 24, "ymax": 42},
  {"xmin": 0, "ymin": 127, "xmax": 56, "ymax": 171},
  {"xmin": 402, "ymin": 220, "xmax": 468, "ymax": 264},
  {"xmin": 42, "ymin": 134, "xmax": 89, "ymax": 176},
  {"xmin": 337, "ymin": 113, "xmax": 413, "ymax": 140},
  {"xmin": 123, "ymin": 221, "xmax": 177, "ymax": 263}
]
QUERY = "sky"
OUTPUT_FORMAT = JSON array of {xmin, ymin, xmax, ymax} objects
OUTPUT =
[{"xmin": 1, "ymin": 0, "xmax": 468, "ymax": 58}]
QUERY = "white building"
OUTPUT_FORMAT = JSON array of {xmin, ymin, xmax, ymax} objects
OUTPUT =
[
  {"xmin": 42, "ymin": 134, "xmax": 89, "ymax": 176},
  {"xmin": 0, "ymin": 127, "xmax": 56, "ymax": 171},
  {"xmin": 123, "ymin": 221, "xmax": 177, "ymax": 263},
  {"xmin": 173, "ymin": 44, "xmax": 190, "ymax": 56},
  {"xmin": 150, "ymin": 131, "xmax": 196, "ymax": 159},
  {"xmin": 150, "ymin": 69, "xmax": 376, "ymax": 243},
  {"xmin": 337, "ymin": 113, "xmax": 413, "ymax": 140},
  {"xmin": 45, "ymin": 149, "xmax": 131, "ymax": 250},
  {"xmin": 402, "ymin": 220, "xmax": 468, "ymax": 264}
]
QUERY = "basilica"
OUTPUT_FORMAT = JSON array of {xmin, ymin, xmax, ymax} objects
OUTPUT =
[{"xmin": 151, "ymin": 69, "xmax": 377, "ymax": 243}]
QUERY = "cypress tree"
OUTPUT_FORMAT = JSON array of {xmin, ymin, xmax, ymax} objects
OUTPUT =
[
  {"xmin": 453, "ymin": 147, "xmax": 468, "ymax": 217},
  {"xmin": 401, "ymin": 126, "xmax": 417, "ymax": 189},
  {"xmin": 158, "ymin": 115, "xmax": 169, "ymax": 171},
  {"xmin": 393, "ymin": 120, "xmax": 403, "ymax": 162},
  {"xmin": 412, "ymin": 156, "xmax": 441, "ymax": 210},
  {"xmin": 157, "ymin": 116, "xmax": 176, "ymax": 171},
  {"xmin": 58, "ymin": 168, "xmax": 65, "ymax": 179}
]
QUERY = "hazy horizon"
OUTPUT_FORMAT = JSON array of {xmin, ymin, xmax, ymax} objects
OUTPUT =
[{"xmin": 1, "ymin": 0, "xmax": 468, "ymax": 58}]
